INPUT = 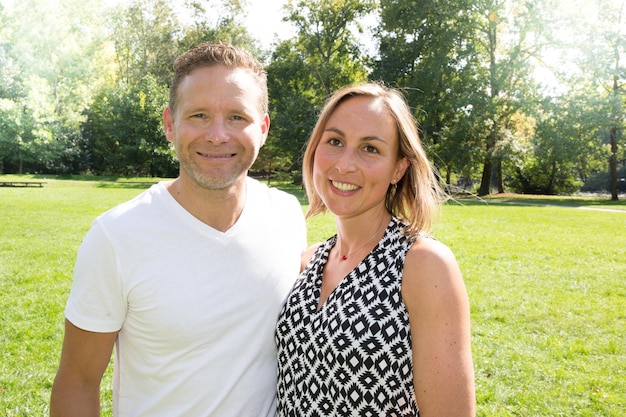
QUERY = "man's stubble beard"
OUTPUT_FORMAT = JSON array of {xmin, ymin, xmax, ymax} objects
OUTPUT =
[{"xmin": 178, "ymin": 150, "xmax": 258, "ymax": 191}]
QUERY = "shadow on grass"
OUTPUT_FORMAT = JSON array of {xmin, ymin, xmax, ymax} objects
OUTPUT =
[
  {"xmin": 448, "ymin": 193, "xmax": 626, "ymax": 210},
  {"xmin": 94, "ymin": 181, "xmax": 158, "ymax": 189}
]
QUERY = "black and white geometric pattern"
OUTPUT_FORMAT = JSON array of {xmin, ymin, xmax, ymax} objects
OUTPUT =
[{"xmin": 276, "ymin": 216, "xmax": 420, "ymax": 417}]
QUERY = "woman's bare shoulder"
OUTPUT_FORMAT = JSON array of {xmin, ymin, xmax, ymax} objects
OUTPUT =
[
  {"xmin": 402, "ymin": 236, "xmax": 466, "ymax": 306},
  {"xmin": 300, "ymin": 242, "xmax": 323, "ymax": 272}
]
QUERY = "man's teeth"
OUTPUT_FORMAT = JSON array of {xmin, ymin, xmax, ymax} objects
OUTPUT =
[
  {"xmin": 332, "ymin": 181, "xmax": 359, "ymax": 191},
  {"xmin": 198, "ymin": 152, "xmax": 233, "ymax": 157}
]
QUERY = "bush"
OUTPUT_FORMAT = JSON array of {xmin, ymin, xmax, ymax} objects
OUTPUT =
[{"xmin": 582, "ymin": 165, "xmax": 626, "ymax": 192}]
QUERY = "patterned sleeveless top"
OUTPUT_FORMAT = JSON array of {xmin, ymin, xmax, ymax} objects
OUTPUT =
[{"xmin": 275, "ymin": 216, "xmax": 420, "ymax": 417}]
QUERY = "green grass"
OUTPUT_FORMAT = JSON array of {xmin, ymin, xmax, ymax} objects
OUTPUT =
[
  {"xmin": 0, "ymin": 179, "xmax": 146, "ymax": 416},
  {"xmin": 436, "ymin": 202, "xmax": 626, "ymax": 416},
  {"xmin": 479, "ymin": 193, "xmax": 626, "ymax": 211},
  {"xmin": 1, "ymin": 177, "xmax": 624, "ymax": 416}
]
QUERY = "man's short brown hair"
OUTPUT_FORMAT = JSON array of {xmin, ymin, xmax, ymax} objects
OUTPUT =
[{"xmin": 168, "ymin": 42, "xmax": 268, "ymax": 115}]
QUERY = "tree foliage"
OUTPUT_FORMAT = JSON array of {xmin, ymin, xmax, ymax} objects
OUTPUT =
[
  {"xmin": 109, "ymin": 0, "xmax": 180, "ymax": 87},
  {"xmin": 82, "ymin": 76, "xmax": 176, "ymax": 177},
  {"xmin": 261, "ymin": 0, "xmax": 373, "ymax": 175},
  {"xmin": 0, "ymin": 0, "xmax": 109, "ymax": 174},
  {"xmin": 0, "ymin": 0, "xmax": 623, "ymax": 199},
  {"xmin": 373, "ymin": 0, "xmax": 488, "ymax": 185}
]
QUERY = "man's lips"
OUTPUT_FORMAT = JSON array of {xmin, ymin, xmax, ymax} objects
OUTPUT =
[{"xmin": 196, "ymin": 151, "xmax": 236, "ymax": 159}]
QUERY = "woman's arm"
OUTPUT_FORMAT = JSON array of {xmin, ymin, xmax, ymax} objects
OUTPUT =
[{"xmin": 402, "ymin": 237, "xmax": 476, "ymax": 417}]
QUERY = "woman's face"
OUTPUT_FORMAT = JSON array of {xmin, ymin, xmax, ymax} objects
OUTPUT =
[{"xmin": 313, "ymin": 96, "xmax": 408, "ymax": 219}]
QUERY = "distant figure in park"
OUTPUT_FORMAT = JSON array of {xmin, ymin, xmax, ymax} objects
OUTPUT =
[
  {"xmin": 275, "ymin": 82, "xmax": 475, "ymax": 416},
  {"xmin": 50, "ymin": 42, "xmax": 306, "ymax": 417}
]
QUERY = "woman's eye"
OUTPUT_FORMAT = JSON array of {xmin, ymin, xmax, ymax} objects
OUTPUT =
[
  {"xmin": 364, "ymin": 145, "xmax": 379, "ymax": 153},
  {"xmin": 328, "ymin": 138, "xmax": 342, "ymax": 146}
]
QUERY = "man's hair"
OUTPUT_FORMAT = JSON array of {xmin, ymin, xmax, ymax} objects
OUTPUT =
[{"xmin": 168, "ymin": 42, "xmax": 268, "ymax": 115}]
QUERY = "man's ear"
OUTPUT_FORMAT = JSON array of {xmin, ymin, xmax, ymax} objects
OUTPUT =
[
  {"xmin": 163, "ymin": 107, "xmax": 174, "ymax": 143},
  {"xmin": 260, "ymin": 113, "xmax": 270, "ymax": 146}
]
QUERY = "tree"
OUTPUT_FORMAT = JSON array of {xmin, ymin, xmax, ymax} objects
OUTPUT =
[
  {"xmin": 584, "ymin": 0, "xmax": 625, "ymax": 200},
  {"xmin": 263, "ymin": 40, "xmax": 320, "ymax": 177},
  {"xmin": 263, "ymin": 0, "xmax": 373, "ymax": 177},
  {"xmin": 177, "ymin": 0, "xmax": 261, "ymax": 57},
  {"xmin": 544, "ymin": 0, "xmax": 626, "ymax": 199},
  {"xmin": 467, "ymin": 0, "xmax": 556, "ymax": 195},
  {"xmin": 373, "ymin": 0, "xmax": 489, "ymax": 185},
  {"xmin": 108, "ymin": 0, "xmax": 180, "ymax": 87},
  {"xmin": 0, "ymin": 99, "xmax": 24, "ymax": 173},
  {"xmin": 82, "ymin": 75, "xmax": 176, "ymax": 177},
  {"xmin": 0, "ymin": 0, "xmax": 111, "ymax": 174},
  {"xmin": 508, "ymin": 97, "xmax": 591, "ymax": 194},
  {"xmin": 283, "ymin": 0, "xmax": 373, "ymax": 97},
  {"xmin": 373, "ymin": 0, "xmax": 552, "ymax": 194}
]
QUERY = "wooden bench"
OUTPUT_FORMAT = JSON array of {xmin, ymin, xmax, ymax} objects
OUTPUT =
[{"xmin": 0, "ymin": 181, "xmax": 47, "ymax": 188}]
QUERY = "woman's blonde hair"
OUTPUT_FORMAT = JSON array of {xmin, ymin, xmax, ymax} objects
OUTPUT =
[{"xmin": 302, "ymin": 82, "xmax": 446, "ymax": 236}]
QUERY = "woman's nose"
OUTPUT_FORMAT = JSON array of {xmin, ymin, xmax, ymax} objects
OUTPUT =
[{"xmin": 334, "ymin": 147, "xmax": 357, "ymax": 174}]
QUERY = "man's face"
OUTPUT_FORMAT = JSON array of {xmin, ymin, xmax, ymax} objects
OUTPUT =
[{"xmin": 163, "ymin": 65, "xmax": 269, "ymax": 191}]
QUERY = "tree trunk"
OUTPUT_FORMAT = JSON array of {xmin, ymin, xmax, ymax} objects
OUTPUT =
[
  {"xmin": 609, "ymin": 74, "xmax": 620, "ymax": 201},
  {"xmin": 497, "ymin": 159, "xmax": 504, "ymax": 193},
  {"xmin": 478, "ymin": 129, "xmax": 497, "ymax": 196},
  {"xmin": 609, "ymin": 126, "xmax": 618, "ymax": 201},
  {"xmin": 478, "ymin": 156, "xmax": 493, "ymax": 196},
  {"xmin": 549, "ymin": 160, "xmax": 558, "ymax": 194}
]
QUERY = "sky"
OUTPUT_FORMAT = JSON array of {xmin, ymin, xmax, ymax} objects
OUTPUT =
[
  {"xmin": 98, "ymin": 0, "xmax": 295, "ymax": 49},
  {"xmin": 93, "ymin": 0, "xmax": 378, "ymax": 52},
  {"xmin": 243, "ymin": 0, "xmax": 293, "ymax": 48}
]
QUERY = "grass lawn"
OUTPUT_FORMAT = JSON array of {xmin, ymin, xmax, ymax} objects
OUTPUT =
[
  {"xmin": 1, "ymin": 177, "xmax": 624, "ymax": 416},
  {"xmin": 438, "ymin": 200, "xmax": 625, "ymax": 416}
]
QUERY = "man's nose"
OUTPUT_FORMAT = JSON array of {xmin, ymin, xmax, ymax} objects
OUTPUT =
[{"xmin": 204, "ymin": 119, "xmax": 230, "ymax": 144}]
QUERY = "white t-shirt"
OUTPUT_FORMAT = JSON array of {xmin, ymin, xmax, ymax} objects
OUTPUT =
[{"xmin": 65, "ymin": 178, "xmax": 306, "ymax": 417}]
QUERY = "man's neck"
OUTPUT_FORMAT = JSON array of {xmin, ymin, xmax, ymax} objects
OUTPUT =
[{"xmin": 166, "ymin": 177, "xmax": 247, "ymax": 232}]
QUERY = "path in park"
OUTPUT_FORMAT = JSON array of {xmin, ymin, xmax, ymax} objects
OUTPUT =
[{"xmin": 477, "ymin": 200, "xmax": 626, "ymax": 213}]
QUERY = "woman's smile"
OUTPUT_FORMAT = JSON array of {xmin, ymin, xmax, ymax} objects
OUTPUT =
[{"xmin": 331, "ymin": 180, "xmax": 360, "ymax": 192}]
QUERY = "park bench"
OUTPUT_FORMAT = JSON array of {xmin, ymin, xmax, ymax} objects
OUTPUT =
[{"xmin": 0, "ymin": 181, "xmax": 47, "ymax": 188}]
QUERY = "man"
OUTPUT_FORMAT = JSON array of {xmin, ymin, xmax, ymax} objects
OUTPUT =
[{"xmin": 50, "ymin": 42, "xmax": 306, "ymax": 417}]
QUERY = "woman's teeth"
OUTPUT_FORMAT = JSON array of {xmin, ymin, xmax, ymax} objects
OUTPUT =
[{"xmin": 332, "ymin": 181, "xmax": 359, "ymax": 191}]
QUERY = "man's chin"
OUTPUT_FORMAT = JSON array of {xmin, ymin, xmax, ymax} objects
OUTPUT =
[{"xmin": 187, "ymin": 170, "xmax": 247, "ymax": 191}]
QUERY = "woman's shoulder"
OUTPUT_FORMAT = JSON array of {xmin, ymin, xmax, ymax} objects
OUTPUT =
[
  {"xmin": 406, "ymin": 235, "xmax": 456, "ymax": 264},
  {"xmin": 301, "ymin": 242, "xmax": 323, "ymax": 272},
  {"xmin": 402, "ymin": 236, "xmax": 466, "ymax": 303}
]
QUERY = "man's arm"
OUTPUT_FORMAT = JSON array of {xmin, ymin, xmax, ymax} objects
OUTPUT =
[{"xmin": 50, "ymin": 319, "xmax": 118, "ymax": 417}]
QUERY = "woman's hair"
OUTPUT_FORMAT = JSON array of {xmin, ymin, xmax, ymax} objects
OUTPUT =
[
  {"xmin": 168, "ymin": 42, "xmax": 268, "ymax": 115},
  {"xmin": 302, "ymin": 82, "xmax": 446, "ymax": 236}
]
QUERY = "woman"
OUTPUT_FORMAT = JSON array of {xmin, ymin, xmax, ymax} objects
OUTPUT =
[{"xmin": 276, "ymin": 83, "xmax": 475, "ymax": 416}]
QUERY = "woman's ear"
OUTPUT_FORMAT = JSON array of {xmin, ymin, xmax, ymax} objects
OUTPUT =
[{"xmin": 393, "ymin": 157, "xmax": 409, "ymax": 183}]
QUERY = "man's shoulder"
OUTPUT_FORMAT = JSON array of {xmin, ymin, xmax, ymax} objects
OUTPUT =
[
  {"xmin": 247, "ymin": 177, "xmax": 300, "ymax": 205},
  {"xmin": 97, "ymin": 182, "xmax": 166, "ymax": 224}
]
